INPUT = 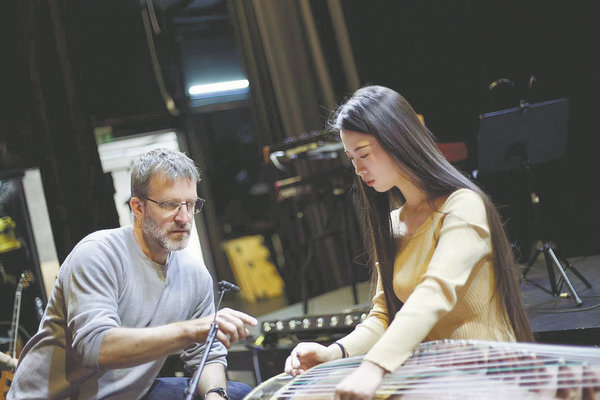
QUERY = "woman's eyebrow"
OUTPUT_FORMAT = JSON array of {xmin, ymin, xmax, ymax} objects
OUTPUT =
[
  {"xmin": 353, "ymin": 143, "xmax": 371, "ymax": 152},
  {"xmin": 345, "ymin": 143, "xmax": 372, "ymax": 155}
]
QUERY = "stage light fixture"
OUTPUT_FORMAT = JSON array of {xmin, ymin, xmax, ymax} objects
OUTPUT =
[{"xmin": 188, "ymin": 79, "xmax": 249, "ymax": 97}]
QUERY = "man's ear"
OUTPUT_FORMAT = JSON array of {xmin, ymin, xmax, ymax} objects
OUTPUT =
[{"xmin": 130, "ymin": 197, "xmax": 144, "ymax": 218}]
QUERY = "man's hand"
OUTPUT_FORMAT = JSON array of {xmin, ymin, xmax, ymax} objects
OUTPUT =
[
  {"xmin": 98, "ymin": 308, "xmax": 257, "ymax": 369},
  {"xmin": 284, "ymin": 342, "xmax": 342, "ymax": 377},
  {"xmin": 185, "ymin": 308, "xmax": 257, "ymax": 348},
  {"xmin": 0, "ymin": 352, "xmax": 18, "ymax": 370}
]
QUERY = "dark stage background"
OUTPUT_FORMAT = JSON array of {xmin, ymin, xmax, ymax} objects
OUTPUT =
[
  {"xmin": 1, "ymin": 0, "xmax": 599, "ymax": 309},
  {"xmin": 342, "ymin": 1, "xmax": 600, "ymax": 260}
]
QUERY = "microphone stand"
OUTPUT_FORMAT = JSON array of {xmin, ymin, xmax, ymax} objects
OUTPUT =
[{"xmin": 184, "ymin": 284, "xmax": 229, "ymax": 400}]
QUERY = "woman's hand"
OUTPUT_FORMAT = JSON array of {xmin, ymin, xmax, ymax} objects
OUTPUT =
[
  {"xmin": 284, "ymin": 342, "xmax": 340, "ymax": 376},
  {"xmin": 335, "ymin": 360, "xmax": 385, "ymax": 400}
]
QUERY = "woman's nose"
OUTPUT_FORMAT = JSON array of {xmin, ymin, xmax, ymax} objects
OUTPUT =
[{"xmin": 354, "ymin": 162, "xmax": 366, "ymax": 177}]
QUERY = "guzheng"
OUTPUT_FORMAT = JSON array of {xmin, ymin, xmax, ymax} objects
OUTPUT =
[{"xmin": 245, "ymin": 339, "xmax": 600, "ymax": 399}]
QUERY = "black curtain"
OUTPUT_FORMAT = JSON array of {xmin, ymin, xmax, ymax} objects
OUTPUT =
[
  {"xmin": 227, "ymin": 0, "xmax": 368, "ymax": 304},
  {"xmin": 2, "ymin": 0, "xmax": 119, "ymax": 262},
  {"xmin": 227, "ymin": 0, "xmax": 352, "ymax": 145}
]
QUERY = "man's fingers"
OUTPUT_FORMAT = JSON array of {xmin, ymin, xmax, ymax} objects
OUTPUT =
[
  {"xmin": 216, "ymin": 330, "xmax": 231, "ymax": 348},
  {"xmin": 217, "ymin": 315, "xmax": 250, "ymax": 341},
  {"xmin": 218, "ymin": 320, "xmax": 243, "ymax": 343},
  {"xmin": 190, "ymin": 309, "xmax": 255, "ymax": 345},
  {"xmin": 218, "ymin": 308, "xmax": 258, "ymax": 326}
]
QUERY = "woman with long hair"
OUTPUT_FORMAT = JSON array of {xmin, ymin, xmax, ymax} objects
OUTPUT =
[{"xmin": 284, "ymin": 85, "xmax": 533, "ymax": 400}]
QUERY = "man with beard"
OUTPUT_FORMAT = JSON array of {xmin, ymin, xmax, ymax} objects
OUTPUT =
[{"xmin": 8, "ymin": 148, "xmax": 257, "ymax": 400}]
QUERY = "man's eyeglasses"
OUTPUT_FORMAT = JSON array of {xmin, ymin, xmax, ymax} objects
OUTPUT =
[{"xmin": 143, "ymin": 197, "xmax": 205, "ymax": 215}]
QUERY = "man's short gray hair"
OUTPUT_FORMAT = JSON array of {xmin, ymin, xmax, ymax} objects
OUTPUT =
[{"xmin": 130, "ymin": 148, "xmax": 200, "ymax": 198}]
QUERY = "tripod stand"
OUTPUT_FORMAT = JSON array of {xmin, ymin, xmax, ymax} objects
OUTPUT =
[
  {"xmin": 477, "ymin": 98, "xmax": 591, "ymax": 306},
  {"xmin": 518, "ymin": 152, "xmax": 591, "ymax": 307},
  {"xmin": 272, "ymin": 142, "xmax": 362, "ymax": 315},
  {"xmin": 522, "ymin": 241, "xmax": 591, "ymax": 306},
  {"xmin": 292, "ymin": 173, "xmax": 360, "ymax": 315}
]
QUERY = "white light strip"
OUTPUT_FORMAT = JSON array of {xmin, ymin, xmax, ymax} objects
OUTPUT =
[{"xmin": 188, "ymin": 79, "xmax": 249, "ymax": 96}]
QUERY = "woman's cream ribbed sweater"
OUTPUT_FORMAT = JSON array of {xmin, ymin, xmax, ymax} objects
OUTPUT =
[{"xmin": 338, "ymin": 189, "xmax": 515, "ymax": 372}]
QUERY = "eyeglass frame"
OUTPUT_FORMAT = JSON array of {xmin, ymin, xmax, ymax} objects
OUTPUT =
[{"xmin": 142, "ymin": 196, "xmax": 206, "ymax": 215}]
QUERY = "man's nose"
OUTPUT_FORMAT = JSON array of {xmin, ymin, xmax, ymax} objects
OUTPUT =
[{"xmin": 174, "ymin": 205, "xmax": 191, "ymax": 223}]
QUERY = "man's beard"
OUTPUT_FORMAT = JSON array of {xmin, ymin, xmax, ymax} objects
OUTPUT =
[{"xmin": 142, "ymin": 214, "xmax": 192, "ymax": 252}]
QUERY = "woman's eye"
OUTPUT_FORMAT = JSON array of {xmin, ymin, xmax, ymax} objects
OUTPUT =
[{"xmin": 359, "ymin": 154, "xmax": 369, "ymax": 159}]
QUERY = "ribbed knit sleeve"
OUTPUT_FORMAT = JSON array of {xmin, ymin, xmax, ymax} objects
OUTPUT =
[
  {"xmin": 337, "ymin": 265, "xmax": 388, "ymax": 356},
  {"xmin": 362, "ymin": 189, "xmax": 497, "ymax": 372}
]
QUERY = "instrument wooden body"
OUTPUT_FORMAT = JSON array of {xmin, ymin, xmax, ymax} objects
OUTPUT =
[
  {"xmin": 246, "ymin": 340, "xmax": 600, "ymax": 399},
  {"xmin": 1, "ymin": 271, "xmax": 32, "ymax": 400}
]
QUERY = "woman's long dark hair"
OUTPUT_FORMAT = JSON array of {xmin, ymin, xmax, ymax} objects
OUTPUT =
[{"xmin": 330, "ymin": 85, "xmax": 533, "ymax": 342}]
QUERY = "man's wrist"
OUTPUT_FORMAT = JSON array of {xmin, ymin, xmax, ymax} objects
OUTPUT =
[
  {"xmin": 174, "ymin": 320, "xmax": 194, "ymax": 343},
  {"xmin": 205, "ymin": 386, "xmax": 229, "ymax": 400}
]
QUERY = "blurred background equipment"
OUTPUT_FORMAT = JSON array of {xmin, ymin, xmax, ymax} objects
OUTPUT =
[
  {"xmin": 1, "ymin": 170, "xmax": 55, "ymax": 397},
  {"xmin": 223, "ymin": 235, "xmax": 284, "ymax": 303},
  {"xmin": 477, "ymin": 98, "xmax": 591, "ymax": 305},
  {"xmin": 0, "ymin": 218, "xmax": 21, "ymax": 254},
  {"xmin": 259, "ymin": 306, "xmax": 369, "ymax": 345},
  {"xmin": 0, "ymin": 170, "xmax": 56, "ymax": 383},
  {"xmin": 266, "ymin": 131, "xmax": 368, "ymax": 312},
  {"xmin": 0, "ymin": 270, "xmax": 34, "ymax": 396}
]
